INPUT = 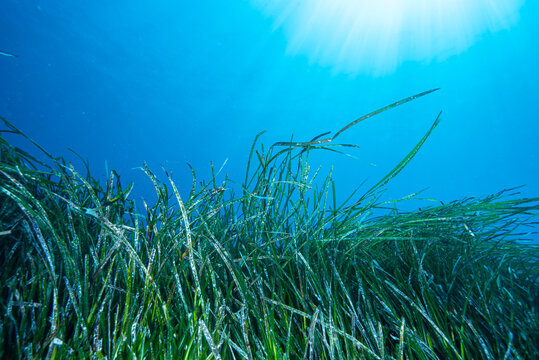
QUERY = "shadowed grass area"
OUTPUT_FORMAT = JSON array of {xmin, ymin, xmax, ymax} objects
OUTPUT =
[{"xmin": 1, "ymin": 92, "xmax": 538, "ymax": 359}]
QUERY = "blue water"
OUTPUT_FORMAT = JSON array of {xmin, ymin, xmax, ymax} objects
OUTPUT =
[{"xmin": 1, "ymin": 1, "xmax": 538, "ymax": 237}]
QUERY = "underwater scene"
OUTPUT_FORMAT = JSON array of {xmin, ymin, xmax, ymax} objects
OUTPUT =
[{"xmin": 1, "ymin": 0, "xmax": 538, "ymax": 358}]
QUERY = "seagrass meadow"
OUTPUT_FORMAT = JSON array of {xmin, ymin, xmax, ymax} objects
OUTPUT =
[{"xmin": 1, "ymin": 92, "xmax": 538, "ymax": 359}]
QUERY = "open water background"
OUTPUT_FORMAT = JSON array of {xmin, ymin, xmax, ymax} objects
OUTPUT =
[{"xmin": 1, "ymin": 0, "xmax": 538, "ymax": 239}]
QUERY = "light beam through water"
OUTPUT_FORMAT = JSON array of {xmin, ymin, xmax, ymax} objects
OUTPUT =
[{"xmin": 251, "ymin": 0, "xmax": 524, "ymax": 75}]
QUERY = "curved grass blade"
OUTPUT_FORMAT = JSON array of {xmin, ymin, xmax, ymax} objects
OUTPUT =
[
  {"xmin": 362, "ymin": 111, "xmax": 442, "ymax": 199},
  {"xmin": 332, "ymin": 88, "xmax": 440, "ymax": 141}
]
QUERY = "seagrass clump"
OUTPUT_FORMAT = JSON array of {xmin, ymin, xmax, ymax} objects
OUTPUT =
[{"xmin": 1, "ymin": 92, "xmax": 538, "ymax": 359}]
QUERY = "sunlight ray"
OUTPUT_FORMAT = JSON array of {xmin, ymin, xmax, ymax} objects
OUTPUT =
[{"xmin": 252, "ymin": 0, "xmax": 524, "ymax": 75}]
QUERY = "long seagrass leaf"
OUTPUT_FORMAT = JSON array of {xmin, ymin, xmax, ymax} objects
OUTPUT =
[
  {"xmin": 332, "ymin": 88, "xmax": 440, "ymax": 141},
  {"xmin": 362, "ymin": 111, "xmax": 442, "ymax": 199}
]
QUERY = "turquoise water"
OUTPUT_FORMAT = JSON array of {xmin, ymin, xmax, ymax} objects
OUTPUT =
[{"xmin": 1, "ymin": 1, "xmax": 538, "ymax": 233}]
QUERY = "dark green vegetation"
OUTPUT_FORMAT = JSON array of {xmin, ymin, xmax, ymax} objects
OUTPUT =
[{"xmin": 1, "ymin": 92, "xmax": 538, "ymax": 359}]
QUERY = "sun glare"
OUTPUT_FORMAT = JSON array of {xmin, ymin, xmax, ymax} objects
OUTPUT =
[{"xmin": 252, "ymin": 0, "xmax": 524, "ymax": 75}]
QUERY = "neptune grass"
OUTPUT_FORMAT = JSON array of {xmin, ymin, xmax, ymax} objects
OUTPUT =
[{"xmin": 1, "ymin": 93, "xmax": 538, "ymax": 359}]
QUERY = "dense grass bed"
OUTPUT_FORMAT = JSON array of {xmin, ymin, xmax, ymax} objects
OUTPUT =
[{"xmin": 1, "ymin": 94, "xmax": 538, "ymax": 359}]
